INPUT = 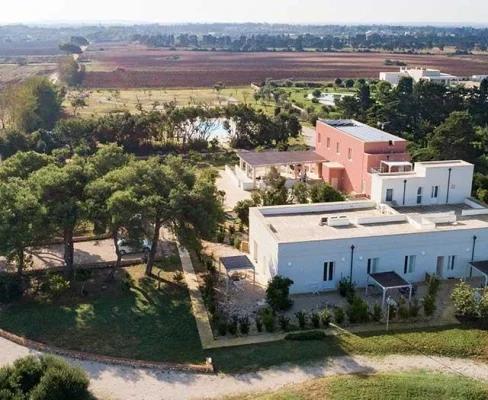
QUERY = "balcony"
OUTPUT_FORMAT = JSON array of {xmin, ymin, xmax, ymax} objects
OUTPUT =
[{"xmin": 371, "ymin": 160, "xmax": 413, "ymax": 174}]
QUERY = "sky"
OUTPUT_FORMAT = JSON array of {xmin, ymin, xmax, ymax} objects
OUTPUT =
[{"xmin": 1, "ymin": 0, "xmax": 487, "ymax": 25}]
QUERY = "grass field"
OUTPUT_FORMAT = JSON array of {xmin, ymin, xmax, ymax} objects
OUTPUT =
[
  {"xmin": 228, "ymin": 371, "xmax": 488, "ymax": 400},
  {"xmin": 0, "ymin": 262, "xmax": 203, "ymax": 365}
]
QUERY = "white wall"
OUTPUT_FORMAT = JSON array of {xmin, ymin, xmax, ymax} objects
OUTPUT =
[
  {"xmin": 379, "ymin": 72, "xmax": 401, "ymax": 85},
  {"xmin": 275, "ymin": 228, "xmax": 488, "ymax": 294},
  {"xmin": 371, "ymin": 163, "xmax": 474, "ymax": 206}
]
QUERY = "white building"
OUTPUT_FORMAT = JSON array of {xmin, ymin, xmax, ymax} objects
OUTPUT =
[
  {"xmin": 379, "ymin": 67, "xmax": 459, "ymax": 86},
  {"xmin": 370, "ymin": 160, "xmax": 474, "ymax": 207},
  {"xmin": 249, "ymin": 197, "xmax": 488, "ymax": 296}
]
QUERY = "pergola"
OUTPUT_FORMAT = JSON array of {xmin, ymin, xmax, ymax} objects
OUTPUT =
[
  {"xmin": 366, "ymin": 271, "xmax": 413, "ymax": 309},
  {"xmin": 237, "ymin": 151, "xmax": 327, "ymax": 187},
  {"xmin": 467, "ymin": 261, "xmax": 488, "ymax": 287},
  {"xmin": 218, "ymin": 255, "xmax": 256, "ymax": 293},
  {"xmin": 380, "ymin": 160, "xmax": 413, "ymax": 173}
]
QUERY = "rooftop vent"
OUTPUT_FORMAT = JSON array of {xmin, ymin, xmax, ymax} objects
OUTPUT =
[
  {"xmin": 327, "ymin": 215, "xmax": 351, "ymax": 227},
  {"xmin": 319, "ymin": 217, "xmax": 329, "ymax": 226}
]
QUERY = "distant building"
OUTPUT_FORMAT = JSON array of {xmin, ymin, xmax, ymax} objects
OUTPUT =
[{"xmin": 379, "ymin": 67, "xmax": 459, "ymax": 86}]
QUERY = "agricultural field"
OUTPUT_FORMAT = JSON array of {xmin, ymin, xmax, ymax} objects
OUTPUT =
[
  {"xmin": 0, "ymin": 63, "xmax": 57, "ymax": 86},
  {"xmin": 0, "ymin": 40, "xmax": 64, "ymax": 56},
  {"xmin": 81, "ymin": 42, "xmax": 488, "ymax": 89}
]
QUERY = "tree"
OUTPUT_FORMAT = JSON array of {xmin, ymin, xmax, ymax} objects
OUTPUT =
[
  {"xmin": 312, "ymin": 88, "xmax": 322, "ymax": 98},
  {"xmin": 233, "ymin": 199, "xmax": 255, "ymax": 226},
  {"xmin": 0, "ymin": 179, "xmax": 45, "ymax": 276},
  {"xmin": 58, "ymin": 43, "xmax": 83, "ymax": 55},
  {"xmin": 334, "ymin": 78, "xmax": 343, "ymax": 86},
  {"xmin": 310, "ymin": 182, "xmax": 344, "ymax": 203},
  {"xmin": 255, "ymin": 167, "xmax": 289, "ymax": 206},
  {"xmin": 59, "ymin": 57, "xmax": 82, "ymax": 87},
  {"xmin": 344, "ymin": 79, "xmax": 355, "ymax": 88},
  {"xmin": 0, "ymin": 77, "xmax": 62, "ymax": 132},
  {"xmin": 0, "ymin": 129, "xmax": 32, "ymax": 158},
  {"xmin": 31, "ymin": 158, "xmax": 88, "ymax": 279},
  {"xmin": 70, "ymin": 36, "xmax": 89, "ymax": 47},
  {"xmin": 53, "ymin": 118, "xmax": 96, "ymax": 155},
  {"xmin": 0, "ymin": 151, "xmax": 50, "ymax": 180},
  {"xmin": 428, "ymin": 111, "xmax": 479, "ymax": 162}
]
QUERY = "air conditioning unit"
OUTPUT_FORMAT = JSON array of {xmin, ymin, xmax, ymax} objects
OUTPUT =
[{"xmin": 319, "ymin": 217, "xmax": 329, "ymax": 226}]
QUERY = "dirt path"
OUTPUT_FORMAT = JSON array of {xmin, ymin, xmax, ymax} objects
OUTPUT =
[{"xmin": 1, "ymin": 336, "xmax": 487, "ymax": 400}]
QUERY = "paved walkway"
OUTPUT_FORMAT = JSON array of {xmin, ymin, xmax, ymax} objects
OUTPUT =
[
  {"xmin": 1, "ymin": 335, "xmax": 487, "ymax": 400},
  {"xmin": 216, "ymin": 170, "xmax": 251, "ymax": 211}
]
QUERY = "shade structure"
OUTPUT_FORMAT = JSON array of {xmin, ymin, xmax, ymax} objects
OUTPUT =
[
  {"xmin": 218, "ymin": 255, "xmax": 256, "ymax": 292},
  {"xmin": 366, "ymin": 271, "xmax": 412, "ymax": 309},
  {"xmin": 237, "ymin": 151, "xmax": 326, "ymax": 168},
  {"xmin": 467, "ymin": 261, "xmax": 488, "ymax": 287}
]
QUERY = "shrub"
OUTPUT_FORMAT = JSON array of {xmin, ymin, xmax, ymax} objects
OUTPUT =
[
  {"xmin": 371, "ymin": 303, "xmax": 383, "ymax": 322},
  {"xmin": 227, "ymin": 315, "xmax": 238, "ymax": 336},
  {"xmin": 334, "ymin": 307, "xmax": 345, "ymax": 324},
  {"xmin": 233, "ymin": 237, "xmax": 242, "ymax": 250},
  {"xmin": 423, "ymin": 294, "xmax": 437, "ymax": 317},
  {"xmin": 0, "ymin": 356, "xmax": 91, "ymax": 400},
  {"xmin": 254, "ymin": 316, "xmax": 263, "ymax": 332},
  {"xmin": 295, "ymin": 310, "xmax": 308, "ymax": 329},
  {"xmin": 278, "ymin": 315, "xmax": 291, "ymax": 331},
  {"xmin": 216, "ymin": 229, "xmax": 225, "ymax": 243},
  {"xmin": 451, "ymin": 281, "xmax": 479, "ymax": 318},
  {"xmin": 74, "ymin": 269, "xmax": 93, "ymax": 282},
  {"xmin": 228, "ymin": 224, "xmax": 236, "ymax": 235},
  {"xmin": 239, "ymin": 316, "xmax": 251, "ymax": 335},
  {"xmin": 428, "ymin": 276, "xmax": 441, "ymax": 297},
  {"xmin": 46, "ymin": 274, "xmax": 70, "ymax": 297},
  {"xmin": 409, "ymin": 297, "xmax": 421, "ymax": 318},
  {"xmin": 321, "ymin": 309, "xmax": 332, "ymax": 327},
  {"xmin": 388, "ymin": 303, "xmax": 397, "ymax": 319},
  {"xmin": 346, "ymin": 295, "xmax": 370, "ymax": 324},
  {"xmin": 120, "ymin": 275, "xmax": 134, "ymax": 292},
  {"xmin": 311, "ymin": 312, "xmax": 321, "ymax": 329},
  {"xmin": 266, "ymin": 275, "xmax": 294, "ymax": 312},
  {"xmin": 338, "ymin": 277, "xmax": 356, "ymax": 298},
  {"xmin": 217, "ymin": 321, "xmax": 228, "ymax": 336},
  {"xmin": 233, "ymin": 199, "xmax": 255, "ymax": 226},
  {"xmin": 0, "ymin": 275, "xmax": 24, "ymax": 303},
  {"xmin": 398, "ymin": 296, "xmax": 410, "ymax": 320},
  {"xmin": 285, "ymin": 330, "xmax": 326, "ymax": 341},
  {"xmin": 260, "ymin": 308, "xmax": 276, "ymax": 332}
]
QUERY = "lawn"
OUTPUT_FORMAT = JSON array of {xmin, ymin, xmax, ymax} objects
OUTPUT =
[
  {"xmin": 228, "ymin": 371, "xmax": 488, "ymax": 399},
  {"xmin": 0, "ymin": 261, "xmax": 205, "ymax": 365}
]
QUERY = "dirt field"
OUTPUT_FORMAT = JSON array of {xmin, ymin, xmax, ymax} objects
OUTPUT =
[
  {"xmin": 0, "ymin": 63, "xmax": 57, "ymax": 86},
  {"xmin": 81, "ymin": 42, "xmax": 488, "ymax": 89},
  {"xmin": 0, "ymin": 41, "xmax": 63, "ymax": 56}
]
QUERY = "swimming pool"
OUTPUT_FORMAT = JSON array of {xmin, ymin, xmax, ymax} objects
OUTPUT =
[{"xmin": 198, "ymin": 119, "xmax": 233, "ymax": 142}]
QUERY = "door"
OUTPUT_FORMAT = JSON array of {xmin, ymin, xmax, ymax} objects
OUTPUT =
[
  {"xmin": 331, "ymin": 178, "xmax": 338, "ymax": 189},
  {"xmin": 430, "ymin": 186, "xmax": 439, "ymax": 204},
  {"xmin": 436, "ymin": 256, "xmax": 444, "ymax": 278},
  {"xmin": 322, "ymin": 261, "xmax": 335, "ymax": 289}
]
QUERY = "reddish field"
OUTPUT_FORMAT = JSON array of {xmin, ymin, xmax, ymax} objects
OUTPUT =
[
  {"xmin": 82, "ymin": 43, "xmax": 488, "ymax": 89},
  {"xmin": 0, "ymin": 41, "xmax": 63, "ymax": 56}
]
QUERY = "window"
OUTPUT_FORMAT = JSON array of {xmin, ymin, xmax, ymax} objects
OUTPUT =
[
  {"xmin": 447, "ymin": 255, "xmax": 456, "ymax": 271},
  {"xmin": 318, "ymin": 132, "xmax": 321, "ymax": 144},
  {"xmin": 404, "ymin": 255, "xmax": 416, "ymax": 274},
  {"xmin": 367, "ymin": 258, "xmax": 379, "ymax": 274},
  {"xmin": 327, "ymin": 137, "xmax": 330, "ymax": 149},
  {"xmin": 323, "ymin": 261, "xmax": 334, "ymax": 281},
  {"xmin": 417, "ymin": 187, "xmax": 423, "ymax": 205},
  {"xmin": 431, "ymin": 185, "xmax": 439, "ymax": 199},
  {"xmin": 386, "ymin": 188, "xmax": 393, "ymax": 202},
  {"xmin": 348, "ymin": 148, "xmax": 353, "ymax": 161},
  {"xmin": 336, "ymin": 142, "xmax": 340, "ymax": 154}
]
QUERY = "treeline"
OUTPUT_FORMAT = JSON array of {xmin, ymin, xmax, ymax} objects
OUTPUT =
[
  {"xmin": 331, "ymin": 77, "xmax": 488, "ymax": 201},
  {"xmin": 0, "ymin": 78, "xmax": 301, "ymax": 158},
  {"xmin": 131, "ymin": 30, "xmax": 488, "ymax": 52},
  {"xmin": 0, "ymin": 145, "xmax": 224, "ymax": 280}
]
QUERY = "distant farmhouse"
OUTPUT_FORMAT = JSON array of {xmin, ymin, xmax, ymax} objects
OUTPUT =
[{"xmin": 379, "ymin": 67, "xmax": 460, "ymax": 86}]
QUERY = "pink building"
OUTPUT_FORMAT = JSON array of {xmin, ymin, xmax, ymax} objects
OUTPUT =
[{"xmin": 315, "ymin": 119, "xmax": 410, "ymax": 196}]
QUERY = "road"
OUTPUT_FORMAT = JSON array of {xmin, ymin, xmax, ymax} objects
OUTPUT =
[{"xmin": 1, "ymin": 336, "xmax": 487, "ymax": 400}]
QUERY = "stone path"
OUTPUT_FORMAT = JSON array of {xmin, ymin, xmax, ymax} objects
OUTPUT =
[{"xmin": 1, "ymin": 335, "xmax": 487, "ymax": 400}]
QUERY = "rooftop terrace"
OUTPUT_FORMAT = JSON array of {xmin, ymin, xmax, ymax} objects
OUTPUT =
[{"xmin": 252, "ymin": 199, "xmax": 488, "ymax": 243}]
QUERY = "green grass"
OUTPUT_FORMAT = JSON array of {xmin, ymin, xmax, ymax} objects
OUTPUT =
[
  {"xmin": 208, "ymin": 325, "xmax": 488, "ymax": 373},
  {"xmin": 228, "ymin": 371, "xmax": 488, "ymax": 400},
  {"xmin": 0, "ymin": 262, "xmax": 205, "ymax": 365}
]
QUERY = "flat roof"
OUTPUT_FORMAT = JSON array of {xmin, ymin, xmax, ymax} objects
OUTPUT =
[
  {"xmin": 468, "ymin": 261, "xmax": 488, "ymax": 276},
  {"xmin": 253, "ymin": 200, "xmax": 488, "ymax": 243},
  {"xmin": 369, "ymin": 271, "xmax": 411, "ymax": 289},
  {"xmin": 320, "ymin": 119, "xmax": 406, "ymax": 143},
  {"xmin": 237, "ymin": 151, "xmax": 326, "ymax": 168},
  {"xmin": 219, "ymin": 255, "xmax": 255, "ymax": 271}
]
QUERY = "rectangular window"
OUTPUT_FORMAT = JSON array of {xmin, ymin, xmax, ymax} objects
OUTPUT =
[
  {"xmin": 404, "ymin": 255, "xmax": 416, "ymax": 274},
  {"xmin": 327, "ymin": 137, "xmax": 330, "ymax": 149},
  {"xmin": 367, "ymin": 258, "xmax": 379, "ymax": 274},
  {"xmin": 386, "ymin": 188, "xmax": 393, "ymax": 202},
  {"xmin": 431, "ymin": 186, "xmax": 439, "ymax": 198},
  {"xmin": 417, "ymin": 187, "xmax": 423, "ymax": 205},
  {"xmin": 323, "ymin": 261, "xmax": 335, "ymax": 281},
  {"xmin": 348, "ymin": 148, "xmax": 353, "ymax": 161},
  {"xmin": 447, "ymin": 255, "xmax": 456, "ymax": 271},
  {"xmin": 336, "ymin": 142, "xmax": 340, "ymax": 154},
  {"xmin": 318, "ymin": 132, "xmax": 321, "ymax": 144}
]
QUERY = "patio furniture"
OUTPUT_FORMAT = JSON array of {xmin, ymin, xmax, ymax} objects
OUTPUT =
[
  {"xmin": 366, "ymin": 271, "xmax": 413, "ymax": 310},
  {"xmin": 399, "ymin": 285, "xmax": 417, "ymax": 297},
  {"xmin": 309, "ymin": 283, "xmax": 321, "ymax": 295},
  {"xmin": 232, "ymin": 279, "xmax": 245, "ymax": 292},
  {"xmin": 219, "ymin": 255, "xmax": 255, "ymax": 293}
]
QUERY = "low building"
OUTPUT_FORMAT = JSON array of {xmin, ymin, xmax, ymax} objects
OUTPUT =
[
  {"xmin": 379, "ymin": 67, "xmax": 459, "ymax": 86},
  {"xmin": 249, "ymin": 198, "xmax": 488, "ymax": 295}
]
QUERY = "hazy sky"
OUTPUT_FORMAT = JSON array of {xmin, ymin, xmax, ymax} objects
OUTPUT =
[{"xmin": 1, "ymin": 0, "xmax": 486, "ymax": 25}]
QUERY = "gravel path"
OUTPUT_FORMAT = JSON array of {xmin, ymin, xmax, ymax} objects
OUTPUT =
[{"xmin": 1, "ymin": 336, "xmax": 487, "ymax": 400}]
